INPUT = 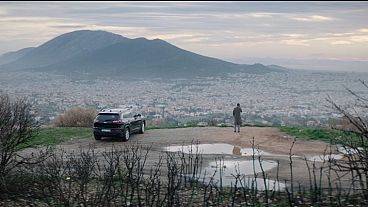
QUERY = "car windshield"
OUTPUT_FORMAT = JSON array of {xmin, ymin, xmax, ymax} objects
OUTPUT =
[{"xmin": 96, "ymin": 113, "xmax": 120, "ymax": 121}]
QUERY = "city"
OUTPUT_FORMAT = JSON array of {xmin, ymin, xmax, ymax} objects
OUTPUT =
[{"xmin": 1, "ymin": 69, "xmax": 367, "ymax": 127}]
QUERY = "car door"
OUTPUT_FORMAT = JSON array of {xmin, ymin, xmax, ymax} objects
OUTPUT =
[
  {"xmin": 123, "ymin": 111, "xmax": 139, "ymax": 133},
  {"xmin": 120, "ymin": 112, "xmax": 131, "ymax": 130},
  {"xmin": 131, "ymin": 112, "xmax": 142, "ymax": 132}
]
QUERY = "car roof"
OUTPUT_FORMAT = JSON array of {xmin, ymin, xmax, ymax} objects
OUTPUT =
[
  {"xmin": 98, "ymin": 112, "xmax": 120, "ymax": 114},
  {"xmin": 100, "ymin": 108, "xmax": 127, "ymax": 112},
  {"xmin": 99, "ymin": 108, "xmax": 133, "ymax": 115}
]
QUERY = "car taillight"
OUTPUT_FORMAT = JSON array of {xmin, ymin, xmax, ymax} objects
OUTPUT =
[{"xmin": 112, "ymin": 120, "xmax": 122, "ymax": 124}]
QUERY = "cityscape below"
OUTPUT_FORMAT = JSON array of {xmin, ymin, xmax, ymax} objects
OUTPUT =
[{"xmin": 1, "ymin": 69, "xmax": 367, "ymax": 127}]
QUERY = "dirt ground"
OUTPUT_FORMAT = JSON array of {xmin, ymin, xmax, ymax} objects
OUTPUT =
[
  {"xmin": 56, "ymin": 126, "xmax": 335, "ymax": 154},
  {"xmin": 21, "ymin": 127, "xmax": 347, "ymax": 188}
]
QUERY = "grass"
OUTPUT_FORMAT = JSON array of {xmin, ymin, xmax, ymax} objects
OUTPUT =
[
  {"xmin": 279, "ymin": 126, "xmax": 363, "ymax": 146},
  {"xmin": 21, "ymin": 127, "xmax": 92, "ymax": 149}
]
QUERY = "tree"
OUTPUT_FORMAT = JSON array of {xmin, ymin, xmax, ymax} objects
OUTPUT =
[{"xmin": 0, "ymin": 93, "xmax": 37, "ymax": 178}]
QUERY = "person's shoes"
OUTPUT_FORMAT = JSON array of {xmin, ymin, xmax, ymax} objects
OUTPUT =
[
  {"xmin": 238, "ymin": 131, "xmax": 240, "ymax": 133},
  {"xmin": 234, "ymin": 131, "xmax": 236, "ymax": 133}
]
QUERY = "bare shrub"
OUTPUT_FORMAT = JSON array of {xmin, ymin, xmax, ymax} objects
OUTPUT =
[
  {"xmin": 54, "ymin": 107, "xmax": 97, "ymax": 127},
  {"xmin": 328, "ymin": 79, "xmax": 368, "ymax": 197},
  {"xmin": 0, "ymin": 94, "xmax": 37, "ymax": 177},
  {"xmin": 335, "ymin": 116, "xmax": 360, "ymax": 132},
  {"xmin": 3, "ymin": 140, "xmax": 368, "ymax": 205}
]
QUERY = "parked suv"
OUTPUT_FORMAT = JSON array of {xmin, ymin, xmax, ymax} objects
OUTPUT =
[{"xmin": 93, "ymin": 109, "xmax": 145, "ymax": 141}]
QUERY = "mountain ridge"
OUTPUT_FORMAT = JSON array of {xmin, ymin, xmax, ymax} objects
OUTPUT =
[
  {"xmin": 0, "ymin": 30, "xmax": 286, "ymax": 78},
  {"xmin": 0, "ymin": 47, "xmax": 35, "ymax": 65}
]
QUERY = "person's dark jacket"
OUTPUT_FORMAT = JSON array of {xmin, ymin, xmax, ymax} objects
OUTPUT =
[{"xmin": 233, "ymin": 106, "xmax": 242, "ymax": 125}]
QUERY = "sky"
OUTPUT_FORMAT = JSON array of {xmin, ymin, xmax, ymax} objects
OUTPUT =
[{"xmin": 0, "ymin": 1, "xmax": 368, "ymax": 71}]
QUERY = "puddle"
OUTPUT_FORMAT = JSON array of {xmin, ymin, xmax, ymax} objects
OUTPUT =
[
  {"xmin": 164, "ymin": 143, "xmax": 271, "ymax": 156},
  {"xmin": 305, "ymin": 145, "xmax": 367, "ymax": 162},
  {"xmin": 190, "ymin": 160, "xmax": 285, "ymax": 190},
  {"xmin": 306, "ymin": 146, "xmax": 365, "ymax": 162},
  {"xmin": 164, "ymin": 143, "xmax": 350, "ymax": 163},
  {"xmin": 337, "ymin": 146, "xmax": 364, "ymax": 155},
  {"xmin": 164, "ymin": 144, "xmax": 285, "ymax": 190},
  {"xmin": 206, "ymin": 159, "xmax": 277, "ymax": 175},
  {"xmin": 306, "ymin": 154, "xmax": 344, "ymax": 162}
]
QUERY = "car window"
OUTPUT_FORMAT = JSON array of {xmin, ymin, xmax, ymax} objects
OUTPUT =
[
  {"xmin": 96, "ymin": 113, "xmax": 120, "ymax": 121},
  {"xmin": 122, "ymin": 111, "xmax": 134, "ymax": 118}
]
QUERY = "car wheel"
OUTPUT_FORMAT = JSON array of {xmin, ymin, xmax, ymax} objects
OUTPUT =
[
  {"xmin": 123, "ymin": 128, "xmax": 130, "ymax": 141},
  {"xmin": 94, "ymin": 135, "xmax": 101, "ymax": 140},
  {"xmin": 139, "ymin": 122, "xmax": 145, "ymax": 134}
]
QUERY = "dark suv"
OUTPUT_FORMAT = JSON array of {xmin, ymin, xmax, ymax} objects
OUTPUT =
[{"xmin": 93, "ymin": 109, "xmax": 145, "ymax": 141}]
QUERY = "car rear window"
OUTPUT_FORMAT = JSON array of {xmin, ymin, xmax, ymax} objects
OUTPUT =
[{"xmin": 96, "ymin": 113, "xmax": 120, "ymax": 121}]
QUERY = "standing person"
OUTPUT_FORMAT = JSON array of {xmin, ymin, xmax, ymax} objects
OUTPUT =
[{"xmin": 233, "ymin": 103, "xmax": 242, "ymax": 133}]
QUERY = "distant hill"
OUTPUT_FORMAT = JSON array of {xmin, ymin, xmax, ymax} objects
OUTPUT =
[
  {"xmin": 0, "ymin": 30, "xmax": 286, "ymax": 78},
  {"xmin": 0, "ymin": 47, "xmax": 34, "ymax": 65},
  {"xmin": 267, "ymin": 64, "xmax": 291, "ymax": 71}
]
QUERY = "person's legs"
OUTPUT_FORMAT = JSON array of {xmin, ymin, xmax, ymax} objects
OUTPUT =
[
  {"xmin": 234, "ymin": 125, "xmax": 236, "ymax": 132},
  {"xmin": 237, "ymin": 125, "xmax": 240, "ymax": 133}
]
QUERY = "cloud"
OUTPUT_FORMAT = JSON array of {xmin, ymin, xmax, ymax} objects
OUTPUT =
[
  {"xmin": 282, "ymin": 33, "xmax": 306, "ymax": 38},
  {"xmin": 325, "ymin": 32, "xmax": 354, "ymax": 37},
  {"xmin": 331, "ymin": 41, "xmax": 352, "ymax": 45},
  {"xmin": 358, "ymin": 28, "xmax": 368, "ymax": 33},
  {"xmin": 350, "ymin": 35, "xmax": 368, "ymax": 42},
  {"xmin": 248, "ymin": 12, "xmax": 275, "ymax": 18},
  {"xmin": 0, "ymin": 8, "xmax": 7, "ymax": 15},
  {"xmin": 0, "ymin": 16, "xmax": 78, "ymax": 41},
  {"xmin": 0, "ymin": 15, "xmax": 151, "ymax": 41},
  {"xmin": 147, "ymin": 32, "xmax": 215, "ymax": 45},
  {"xmin": 147, "ymin": 33, "xmax": 206, "ymax": 41},
  {"xmin": 0, "ymin": 2, "xmax": 367, "ymax": 61},
  {"xmin": 182, "ymin": 37, "xmax": 210, "ymax": 43},
  {"xmin": 49, "ymin": 23, "xmax": 87, "ymax": 29},
  {"xmin": 281, "ymin": 39, "xmax": 310, "ymax": 46},
  {"xmin": 290, "ymin": 15, "xmax": 335, "ymax": 22}
]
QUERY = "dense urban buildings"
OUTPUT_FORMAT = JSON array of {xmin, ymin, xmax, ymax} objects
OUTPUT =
[{"xmin": 1, "ymin": 70, "xmax": 367, "ymax": 127}]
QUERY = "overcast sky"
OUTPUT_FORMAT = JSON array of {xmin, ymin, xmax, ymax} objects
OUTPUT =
[{"xmin": 1, "ymin": 1, "xmax": 368, "ymax": 69}]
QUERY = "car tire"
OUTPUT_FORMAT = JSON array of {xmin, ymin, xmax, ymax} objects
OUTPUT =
[
  {"xmin": 123, "ymin": 128, "xmax": 130, "ymax": 141},
  {"xmin": 139, "ymin": 122, "xmax": 145, "ymax": 134},
  {"xmin": 94, "ymin": 135, "xmax": 101, "ymax": 140}
]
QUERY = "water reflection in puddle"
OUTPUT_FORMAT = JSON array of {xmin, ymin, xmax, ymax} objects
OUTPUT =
[
  {"xmin": 306, "ymin": 154, "xmax": 344, "ymax": 162},
  {"xmin": 165, "ymin": 143, "xmax": 270, "ymax": 156},
  {"xmin": 304, "ymin": 145, "xmax": 362, "ymax": 162},
  {"xmin": 199, "ymin": 160, "xmax": 285, "ymax": 190},
  {"xmin": 164, "ymin": 143, "xmax": 348, "ymax": 163},
  {"xmin": 164, "ymin": 143, "xmax": 285, "ymax": 190},
  {"xmin": 337, "ymin": 146, "xmax": 363, "ymax": 155}
]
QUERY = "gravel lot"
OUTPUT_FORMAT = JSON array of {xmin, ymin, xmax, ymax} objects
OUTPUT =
[{"xmin": 21, "ymin": 127, "xmax": 347, "ymax": 187}]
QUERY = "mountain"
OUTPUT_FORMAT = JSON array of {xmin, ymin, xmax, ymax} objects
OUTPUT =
[
  {"xmin": 0, "ymin": 30, "xmax": 285, "ymax": 78},
  {"xmin": 2, "ymin": 30, "xmax": 127, "ymax": 69},
  {"xmin": 0, "ymin": 47, "xmax": 34, "ymax": 65},
  {"xmin": 266, "ymin": 64, "xmax": 291, "ymax": 71}
]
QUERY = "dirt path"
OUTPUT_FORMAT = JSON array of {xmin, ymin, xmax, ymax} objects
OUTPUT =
[{"xmin": 21, "ymin": 127, "xmax": 345, "ymax": 187}]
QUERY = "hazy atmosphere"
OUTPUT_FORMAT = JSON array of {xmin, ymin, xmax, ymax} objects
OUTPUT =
[
  {"xmin": 1, "ymin": 1, "xmax": 368, "ymax": 71},
  {"xmin": 2, "ymin": 2, "xmax": 368, "ymax": 206}
]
